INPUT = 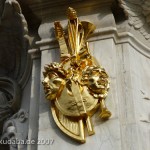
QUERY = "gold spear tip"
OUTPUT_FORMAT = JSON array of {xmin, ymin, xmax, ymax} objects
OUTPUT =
[{"xmin": 67, "ymin": 7, "xmax": 77, "ymax": 20}]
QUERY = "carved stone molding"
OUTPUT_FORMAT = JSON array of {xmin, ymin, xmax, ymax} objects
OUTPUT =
[
  {"xmin": 1, "ymin": 109, "xmax": 28, "ymax": 150},
  {"xmin": 17, "ymin": 0, "xmax": 113, "ymax": 21},
  {"xmin": 0, "ymin": 78, "xmax": 21, "ymax": 135},
  {"xmin": 36, "ymin": 8, "xmax": 116, "ymax": 52},
  {"xmin": 28, "ymin": 48, "xmax": 41, "ymax": 60},
  {"xmin": 118, "ymin": 0, "xmax": 150, "ymax": 40},
  {"xmin": 0, "ymin": 1, "xmax": 32, "ymax": 149},
  {"xmin": 37, "ymin": 26, "xmax": 150, "ymax": 59}
]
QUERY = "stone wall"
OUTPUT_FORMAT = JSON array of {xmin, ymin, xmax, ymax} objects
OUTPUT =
[{"xmin": 0, "ymin": 0, "xmax": 150, "ymax": 150}]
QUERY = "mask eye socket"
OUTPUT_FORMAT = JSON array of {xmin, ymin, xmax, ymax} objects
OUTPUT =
[{"xmin": 89, "ymin": 78, "xmax": 94, "ymax": 82}]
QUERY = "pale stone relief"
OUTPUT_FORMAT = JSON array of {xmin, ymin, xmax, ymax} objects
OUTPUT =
[{"xmin": 119, "ymin": 0, "xmax": 150, "ymax": 40}]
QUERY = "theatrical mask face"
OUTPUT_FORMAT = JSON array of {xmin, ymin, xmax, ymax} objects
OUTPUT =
[
  {"xmin": 42, "ymin": 73, "xmax": 64, "ymax": 100},
  {"xmin": 82, "ymin": 66, "xmax": 109, "ymax": 95}
]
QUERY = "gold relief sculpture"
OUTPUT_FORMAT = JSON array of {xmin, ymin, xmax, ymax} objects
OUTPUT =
[{"xmin": 42, "ymin": 7, "xmax": 111, "ymax": 143}]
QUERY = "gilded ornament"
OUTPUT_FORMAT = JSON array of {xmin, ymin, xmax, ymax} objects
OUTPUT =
[{"xmin": 42, "ymin": 7, "xmax": 111, "ymax": 143}]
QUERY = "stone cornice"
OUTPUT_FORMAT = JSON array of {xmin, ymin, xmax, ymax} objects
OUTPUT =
[
  {"xmin": 37, "ymin": 9, "xmax": 116, "ymax": 39},
  {"xmin": 19, "ymin": 0, "xmax": 150, "ymax": 59},
  {"xmin": 36, "ymin": 26, "xmax": 150, "ymax": 59},
  {"xmin": 28, "ymin": 48, "xmax": 41, "ymax": 59},
  {"xmin": 18, "ymin": 0, "xmax": 114, "ymax": 20}
]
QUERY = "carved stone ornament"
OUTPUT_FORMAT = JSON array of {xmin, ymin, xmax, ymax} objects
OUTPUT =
[
  {"xmin": 119, "ymin": 0, "xmax": 150, "ymax": 40},
  {"xmin": 0, "ymin": 0, "xmax": 31, "ymax": 149},
  {"xmin": 1, "ymin": 109, "xmax": 28, "ymax": 149},
  {"xmin": 42, "ymin": 7, "xmax": 112, "ymax": 143}
]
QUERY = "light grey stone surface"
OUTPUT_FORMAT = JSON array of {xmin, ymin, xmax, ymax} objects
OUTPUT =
[
  {"xmin": 119, "ymin": 0, "xmax": 150, "ymax": 41},
  {"xmin": 27, "ymin": 58, "xmax": 41, "ymax": 150},
  {"xmin": 1, "ymin": 0, "xmax": 150, "ymax": 150},
  {"xmin": 37, "ymin": 37, "xmax": 121, "ymax": 150},
  {"xmin": 36, "ymin": 7, "xmax": 150, "ymax": 150}
]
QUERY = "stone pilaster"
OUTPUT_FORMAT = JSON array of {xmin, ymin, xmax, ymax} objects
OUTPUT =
[{"xmin": 27, "ymin": 49, "xmax": 41, "ymax": 150}]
